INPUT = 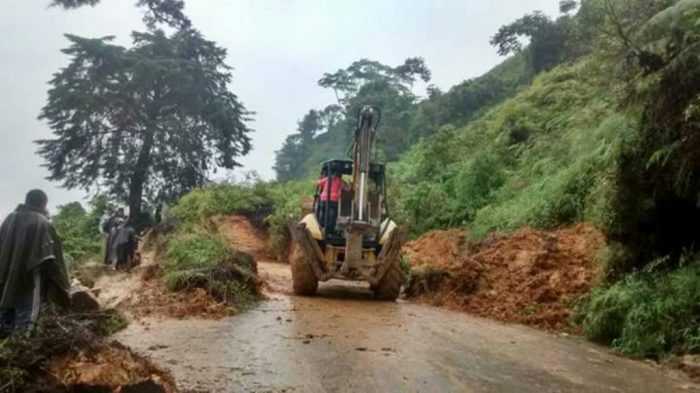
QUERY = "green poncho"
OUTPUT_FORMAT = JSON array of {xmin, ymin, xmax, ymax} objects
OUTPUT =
[{"xmin": 0, "ymin": 205, "xmax": 70, "ymax": 309}]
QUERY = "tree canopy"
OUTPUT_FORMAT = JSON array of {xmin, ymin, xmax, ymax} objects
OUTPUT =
[
  {"xmin": 490, "ymin": 8, "xmax": 571, "ymax": 72},
  {"xmin": 50, "ymin": 0, "xmax": 190, "ymax": 29},
  {"xmin": 273, "ymin": 58, "xmax": 431, "ymax": 181},
  {"xmin": 38, "ymin": 29, "xmax": 251, "ymax": 225}
]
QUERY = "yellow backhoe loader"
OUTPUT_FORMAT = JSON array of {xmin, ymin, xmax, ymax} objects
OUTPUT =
[{"xmin": 288, "ymin": 106, "xmax": 404, "ymax": 300}]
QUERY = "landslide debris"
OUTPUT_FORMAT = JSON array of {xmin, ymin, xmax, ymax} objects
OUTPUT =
[
  {"xmin": 215, "ymin": 215, "xmax": 271, "ymax": 261},
  {"xmin": 120, "ymin": 217, "xmax": 263, "ymax": 320},
  {"xmin": 42, "ymin": 342, "xmax": 176, "ymax": 393},
  {"xmin": 0, "ymin": 309, "xmax": 173, "ymax": 393},
  {"xmin": 404, "ymin": 224, "xmax": 604, "ymax": 330},
  {"xmin": 123, "ymin": 265, "xmax": 236, "ymax": 320}
]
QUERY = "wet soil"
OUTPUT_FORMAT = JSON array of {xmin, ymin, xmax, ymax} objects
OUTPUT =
[
  {"xmin": 117, "ymin": 260, "xmax": 699, "ymax": 393},
  {"xmin": 42, "ymin": 342, "xmax": 177, "ymax": 393},
  {"xmin": 404, "ymin": 224, "xmax": 604, "ymax": 330}
]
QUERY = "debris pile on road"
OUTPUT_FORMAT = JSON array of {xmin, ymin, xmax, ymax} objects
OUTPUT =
[
  {"xmin": 404, "ymin": 224, "xmax": 604, "ymax": 330},
  {"xmin": 124, "ymin": 264, "xmax": 236, "ymax": 319},
  {"xmin": 0, "ymin": 309, "xmax": 173, "ymax": 392},
  {"xmin": 121, "ymin": 217, "xmax": 262, "ymax": 320},
  {"xmin": 44, "ymin": 341, "xmax": 176, "ymax": 392}
]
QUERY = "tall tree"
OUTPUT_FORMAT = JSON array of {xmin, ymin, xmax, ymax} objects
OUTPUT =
[
  {"xmin": 50, "ymin": 0, "xmax": 191, "ymax": 28},
  {"xmin": 319, "ymin": 58, "xmax": 431, "ymax": 104},
  {"xmin": 275, "ymin": 58, "xmax": 431, "ymax": 181},
  {"xmin": 38, "ymin": 29, "xmax": 251, "ymax": 225},
  {"xmin": 491, "ymin": 11, "xmax": 568, "ymax": 72},
  {"xmin": 274, "ymin": 110, "xmax": 330, "ymax": 182}
]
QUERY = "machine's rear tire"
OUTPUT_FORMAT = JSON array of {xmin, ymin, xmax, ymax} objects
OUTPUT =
[
  {"xmin": 373, "ymin": 256, "xmax": 403, "ymax": 301},
  {"xmin": 290, "ymin": 244, "xmax": 318, "ymax": 296}
]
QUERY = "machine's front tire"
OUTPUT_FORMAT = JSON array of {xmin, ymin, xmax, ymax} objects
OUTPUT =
[
  {"xmin": 290, "ymin": 244, "xmax": 318, "ymax": 296},
  {"xmin": 373, "ymin": 256, "xmax": 403, "ymax": 301}
]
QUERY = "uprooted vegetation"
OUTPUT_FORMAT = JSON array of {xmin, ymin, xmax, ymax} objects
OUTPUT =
[
  {"xmin": 133, "ymin": 182, "xmax": 305, "ymax": 317},
  {"xmin": 0, "ymin": 309, "xmax": 175, "ymax": 393},
  {"xmin": 404, "ymin": 224, "xmax": 604, "ymax": 330},
  {"xmin": 161, "ymin": 230, "xmax": 260, "ymax": 309}
]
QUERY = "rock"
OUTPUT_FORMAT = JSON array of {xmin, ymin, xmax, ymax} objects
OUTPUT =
[{"xmin": 70, "ymin": 284, "xmax": 101, "ymax": 312}]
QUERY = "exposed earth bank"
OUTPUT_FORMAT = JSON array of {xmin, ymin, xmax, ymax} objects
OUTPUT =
[{"xmin": 403, "ymin": 224, "xmax": 604, "ymax": 330}]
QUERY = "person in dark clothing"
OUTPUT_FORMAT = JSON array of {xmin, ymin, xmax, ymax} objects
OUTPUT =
[
  {"xmin": 106, "ymin": 217, "xmax": 137, "ymax": 270},
  {"xmin": 0, "ymin": 190, "xmax": 70, "ymax": 331},
  {"xmin": 102, "ymin": 207, "xmax": 125, "ymax": 264}
]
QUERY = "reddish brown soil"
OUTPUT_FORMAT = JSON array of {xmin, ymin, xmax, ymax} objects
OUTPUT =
[
  {"xmin": 215, "ymin": 215, "xmax": 271, "ymax": 261},
  {"xmin": 118, "ymin": 215, "xmax": 268, "ymax": 320},
  {"xmin": 404, "ymin": 224, "xmax": 605, "ymax": 330},
  {"xmin": 42, "ymin": 342, "xmax": 176, "ymax": 392},
  {"xmin": 124, "ymin": 266, "xmax": 235, "ymax": 320}
]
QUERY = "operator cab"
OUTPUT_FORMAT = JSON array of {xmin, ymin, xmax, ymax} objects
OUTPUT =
[{"xmin": 314, "ymin": 159, "xmax": 388, "ymax": 246}]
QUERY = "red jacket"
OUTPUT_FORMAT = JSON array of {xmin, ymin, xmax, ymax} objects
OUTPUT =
[{"xmin": 318, "ymin": 176, "xmax": 345, "ymax": 202}]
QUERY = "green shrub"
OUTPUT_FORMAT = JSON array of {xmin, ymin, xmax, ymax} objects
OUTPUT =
[
  {"xmin": 53, "ymin": 196, "xmax": 109, "ymax": 263},
  {"xmin": 166, "ymin": 230, "xmax": 232, "ymax": 269},
  {"xmin": 577, "ymin": 264, "xmax": 700, "ymax": 358},
  {"xmin": 168, "ymin": 183, "xmax": 273, "ymax": 225},
  {"xmin": 391, "ymin": 60, "xmax": 623, "ymax": 238},
  {"xmin": 167, "ymin": 180, "xmax": 312, "ymax": 260},
  {"xmin": 264, "ymin": 180, "xmax": 314, "ymax": 258},
  {"xmin": 163, "ymin": 229, "xmax": 260, "ymax": 307}
]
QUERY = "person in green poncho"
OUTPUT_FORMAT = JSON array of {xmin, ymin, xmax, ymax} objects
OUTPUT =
[{"xmin": 0, "ymin": 190, "xmax": 70, "ymax": 331}]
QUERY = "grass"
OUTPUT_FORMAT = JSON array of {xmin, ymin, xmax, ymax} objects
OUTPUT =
[
  {"xmin": 390, "ymin": 60, "xmax": 628, "ymax": 239},
  {"xmin": 162, "ymin": 227, "xmax": 261, "ymax": 308},
  {"xmin": 576, "ymin": 264, "xmax": 700, "ymax": 359}
]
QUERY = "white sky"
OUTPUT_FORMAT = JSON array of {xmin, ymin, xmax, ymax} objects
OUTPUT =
[{"xmin": 0, "ymin": 0, "xmax": 559, "ymax": 216}]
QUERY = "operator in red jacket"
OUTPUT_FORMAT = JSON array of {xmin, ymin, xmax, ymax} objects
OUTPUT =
[{"xmin": 318, "ymin": 173, "xmax": 351, "ymax": 235}]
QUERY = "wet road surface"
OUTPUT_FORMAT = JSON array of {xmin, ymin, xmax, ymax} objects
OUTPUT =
[{"xmin": 117, "ymin": 261, "xmax": 698, "ymax": 392}]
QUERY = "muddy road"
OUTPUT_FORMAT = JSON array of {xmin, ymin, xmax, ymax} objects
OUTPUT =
[{"xmin": 117, "ymin": 261, "xmax": 696, "ymax": 393}]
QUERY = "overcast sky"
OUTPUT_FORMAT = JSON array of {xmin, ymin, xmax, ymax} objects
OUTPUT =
[{"xmin": 0, "ymin": 0, "xmax": 559, "ymax": 216}]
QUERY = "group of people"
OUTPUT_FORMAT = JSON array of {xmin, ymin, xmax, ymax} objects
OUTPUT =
[
  {"xmin": 0, "ymin": 190, "xmax": 137, "ymax": 332},
  {"xmin": 100, "ymin": 207, "xmax": 137, "ymax": 271}
]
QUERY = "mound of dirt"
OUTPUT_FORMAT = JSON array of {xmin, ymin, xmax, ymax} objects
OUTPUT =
[
  {"xmin": 404, "ymin": 224, "xmax": 604, "ymax": 330},
  {"xmin": 123, "ymin": 265, "xmax": 235, "ymax": 320},
  {"xmin": 42, "ymin": 342, "xmax": 176, "ymax": 392},
  {"xmin": 215, "ymin": 215, "xmax": 271, "ymax": 261},
  {"xmin": 403, "ymin": 229, "xmax": 469, "ymax": 270}
]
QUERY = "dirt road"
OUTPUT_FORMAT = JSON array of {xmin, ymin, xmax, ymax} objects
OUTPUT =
[{"xmin": 117, "ymin": 261, "xmax": 697, "ymax": 393}]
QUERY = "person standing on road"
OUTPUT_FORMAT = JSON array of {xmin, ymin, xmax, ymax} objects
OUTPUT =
[
  {"xmin": 318, "ymin": 172, "xmax": 351, "ymax": 235},
  {"xmin": 0, "ymin": 190, "xmax": 70, "ymax": 332}
]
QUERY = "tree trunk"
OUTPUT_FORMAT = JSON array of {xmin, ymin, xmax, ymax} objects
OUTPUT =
[{"xmin": 129, "ymin": 130, "xmax": 155, "ymax": 229}]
